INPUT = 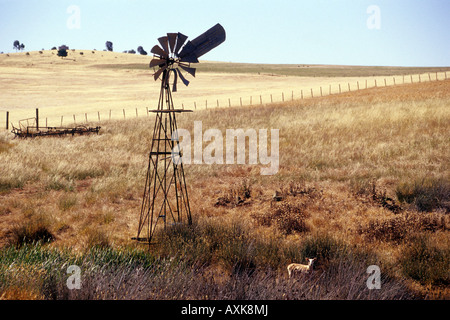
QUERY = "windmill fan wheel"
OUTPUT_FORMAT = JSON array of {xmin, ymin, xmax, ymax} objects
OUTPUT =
[{"xmin": 149, "ymin": 23, "xmax": 226, "ymax": 92}]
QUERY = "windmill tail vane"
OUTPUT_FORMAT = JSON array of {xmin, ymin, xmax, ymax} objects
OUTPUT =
[{"xmin": 133, "ymin": 24, "xmax": 226, "ymax": 245}]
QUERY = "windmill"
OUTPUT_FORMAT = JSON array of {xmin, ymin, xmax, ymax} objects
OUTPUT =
[{"xmin": 134, "ymin": 24, "xmax": 226, "ymax": 245}]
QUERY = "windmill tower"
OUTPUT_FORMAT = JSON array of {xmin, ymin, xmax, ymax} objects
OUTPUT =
[{"xmin": 134, "ymin": 24, "xmax": 226, "ymax": 244}]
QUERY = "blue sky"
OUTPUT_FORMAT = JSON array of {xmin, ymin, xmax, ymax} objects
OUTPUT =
[{"xmin": 0, "ymin": 0, "xmax": 449, "ymax": 66}]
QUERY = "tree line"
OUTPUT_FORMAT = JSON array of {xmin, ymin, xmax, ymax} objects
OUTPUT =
[{"xmin": 10, "ymin": 40, "xmax": 149, "ymax": 57}]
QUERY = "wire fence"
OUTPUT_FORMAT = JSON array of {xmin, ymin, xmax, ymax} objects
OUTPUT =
[{"xmin": 2, "ymin": 71, "xmax": 449, "ymax": 131}]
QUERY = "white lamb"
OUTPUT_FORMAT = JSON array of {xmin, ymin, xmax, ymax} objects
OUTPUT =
[{"xmin": 287, "ymin": 258, "xmax": 316, "ymax": 278}]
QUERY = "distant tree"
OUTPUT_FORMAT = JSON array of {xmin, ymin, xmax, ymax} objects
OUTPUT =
[
  {"xmin": 105, "ymin": 41, "xmax": 113, "ymax": 52},
  {"xmin": 13, "ymin": 40, "xmax": 20, "ymax": 51},
  {"xmin": 51, "ymin": 47, "xmax": 57, "ymax": 50},
  {"xmin": 13, "ymin": 40, "xmax": 25, "ymax": 52},
  {"xmin": 57, "ymin": 45, "xmax": 69, "ymax": 58},
  {"xmin": 137, "ymin": 46, "xmax": 147, "ymax": 55},
  {"xmin": 128, "ymin": 49, "xmax": 136, "ymax": 54}
]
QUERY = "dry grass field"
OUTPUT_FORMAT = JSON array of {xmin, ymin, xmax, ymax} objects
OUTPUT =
[
  {"xmin": 0, "ymin": 51, "xmax": 449, "ymax": 300},
  {"xmin": 1, "ymin": 50, "xmax": 449, "ymax": 126}
]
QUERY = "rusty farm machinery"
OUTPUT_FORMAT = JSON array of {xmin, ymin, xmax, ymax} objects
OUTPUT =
[{"xmin": 11, "ymin": 117, "xmax": 101, "ymax": 139}]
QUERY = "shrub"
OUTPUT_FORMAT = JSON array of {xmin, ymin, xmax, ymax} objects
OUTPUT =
[
  {"xmin": 400, "ymin": 236, "xmax": 449, "ymax": 286},
  {"xmin": 396, "ymin": 178, "xmax": 450, "ymax": 212},
  {"xmin": 253, "ymin": 202, "xmax": 309, "ymax": 234},
  {"xmin": 358, "ymin": 212, "xmax": 448, "ymax": 243},
  {"xmin": 9, "ymin": 217, "xmax": 55, "ymax": 247}
]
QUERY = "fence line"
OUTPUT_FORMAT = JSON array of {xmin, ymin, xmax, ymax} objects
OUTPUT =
[{"xmin": 2, "ymin": 71, "xmax": 449, "ymax": 130}]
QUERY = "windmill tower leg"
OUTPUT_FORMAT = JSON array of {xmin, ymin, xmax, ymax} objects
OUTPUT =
[{"xmin": 134, "ymin": 74, "xmax": 192, "ymax": 245}]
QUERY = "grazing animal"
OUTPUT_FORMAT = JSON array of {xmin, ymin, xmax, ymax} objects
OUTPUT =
[{"xmin": 287, "ymin": 258, "xmax": 316, "ymax": 278}]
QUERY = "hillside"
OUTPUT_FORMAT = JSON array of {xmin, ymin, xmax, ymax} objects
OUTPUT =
[{"xmin": 1, "ymin": 50, "xmax": 449, "ymax": 127}]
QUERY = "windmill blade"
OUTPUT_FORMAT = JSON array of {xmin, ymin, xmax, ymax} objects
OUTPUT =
[
  {"xmin": 167, "ymin": 33, "xmax": 178, "ymax": 53},
  {"xmin": 153, "ymin": 64, "xmax": 168, "ymax": 81},
  {"xmin": 171, "ymin": 69, "xmax": 178, "ymax": 92},
  {"xmin": 158, "ymin": 36, "xmax": 170, "ymax": 55},
  {"xmin": 179, "ymin": 64, "xmax": 196, "ymax": 77},
  {"xmin": 150, "ymin": 45, "xmax": 168, "ymax": 58},
  {"xmin": 179, "ymin": 23, "xmax": 226, "ymax": 60},
  {"xmin": 176, "ymin": 68, "xmax": 190, "ymax": 87},
  {"xmin": 150, "ymin": 58, "xmax": 167, "ymax": 68},
  {"xmin": 174, "ymin": 33, "xmax": 188, "ymax": 56}
]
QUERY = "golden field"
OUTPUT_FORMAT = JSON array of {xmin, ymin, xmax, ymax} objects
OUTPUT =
[
  {"xmin": 0, "ymin": 51, "xmax": 449, "ymax": 300},
  {"xmin": 1, "ymin": 50, "xmax": 449, "ymax": 126}
]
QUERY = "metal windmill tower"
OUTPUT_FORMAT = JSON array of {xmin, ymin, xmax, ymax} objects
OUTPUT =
[{"xmin": 134, "ymin": 24, "xmax": 226, "ymax": 244}]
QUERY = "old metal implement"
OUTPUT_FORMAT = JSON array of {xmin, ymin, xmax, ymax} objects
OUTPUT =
[{"xmin": 11, "ymin": 117, "xmax": 101, "ymax": 139}]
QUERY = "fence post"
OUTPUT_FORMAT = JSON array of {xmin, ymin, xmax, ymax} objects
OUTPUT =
[
  {"xmin": 85, "ymin": 113, "xmax": 88, "ymax": 123},
  {"xmin": 136, "ymin": 108, "xmax": 138, "ymax": 117},
  {"xmin": 109, "ymin": 110, "xmax": 112, "ymax": 120},
  {"xmin": 384, "ymin": 78, "xmax": 387, "ymax": 87},
  {"xmin": 61, "ymin": 116, "xmax": 63, "ymax": 126},
  {"xmin": 240, "ymin": 97, "xmax": 242, "ymax": 107},
  {"xmin": 301, "ymin": 90, "xmax": 303, "ymax": 99},
  {"xmin": 217, "ymin": 99, "xmax": 219, "ymax": 107},
  {"xmin": 291, "ymin": 91, "xmax": 294, "ymax": 101},
  {"xmin": 348, "ymin": 83, "xmax": 350, "ymax": 91},
  {"xmin": 36, "ymin": 108, "xmax": 39, "ymax": 130},
  {"xmin": 146, "ymin": 107, "xmax": 149, "ymax": 115},
  {"xmin": 311, "ymin": 88, "xmax": 313, "ymax": 98},
  {"xmin": 6, "ymin": 111, "xmax": 9, "ymax": 130},
  {"xmin": 339, "ymin": 84, "xmax": 341, "ymax": 93},
  {"xmin": 329, "ymin": 85, "xmax": 331, "ymax": 95},
  {"xmin": 73, "ymin": 114, "xmax": 76, "ymax": 123},
  {"xmin": 270, "ymin": 94, "xmax": 273, "ymax": 103},
  {"xmin": 98, "ymin": 112, "xmax": 100, "ymax": 121},
  {"xmin": 428, "ymin": 73, "xmax": 431, "ymax": 81},
  {"xmin": 375, "ymin": 79, "xmax": 377, "ymax": 87},
  {"xmin": 260, "ymin": 95, "xmax": 262, "ymax": 105},
  {"xmin": 410, "ymin": 75, "xmax": 413, "ymax": 83},
  {"xmin": 320, "ymin": 87, "xmax": 322, "ymax": 97},
  {"xmin": 393, "ymin": 77, "xmax": 396, "ymax": 85},
  {"xmin": 194, "ymin": 102, "xmax": 197, "ymax": 110},
  {"xmin": 365, "ymin": 79, "xmax": 367, "ymax": 89},
  {"xmin": 123, "ymin": 109, "xmax": 126, "ymax": 119}
]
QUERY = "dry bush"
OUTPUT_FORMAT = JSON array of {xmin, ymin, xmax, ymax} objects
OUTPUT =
[
  {"xmin": 399, "ymin": 236, "xmax": 450, "ymax": 287},
  {"xmin": 253, "ymin": 202, "xmax": 310, "ymax": 235},
  {"xmin": 358, "ymin": 212, "xmax": 449, "ymax": 243},
  {"xmin": 8, "ymin": 215, "xmax": 55, "ymax": 247},
  {"xmin": 396, "ymin": 177, "xmax": 450, "ymax": 213},
  {"xmin": 214, "ymin": 179, "xmax": 252, "ymax": 207}
]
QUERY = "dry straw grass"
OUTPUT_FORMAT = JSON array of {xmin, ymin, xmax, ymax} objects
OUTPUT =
[{"xmin": 0, "ymin": 79, "xmax": 449, "ymax": 299}]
